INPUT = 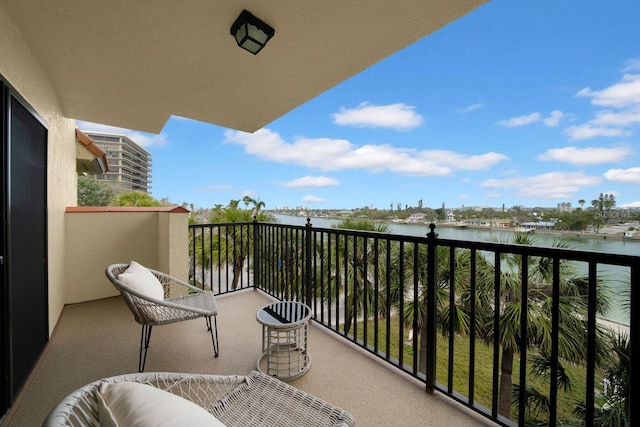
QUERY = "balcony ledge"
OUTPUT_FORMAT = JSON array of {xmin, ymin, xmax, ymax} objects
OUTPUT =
[{"xmin": 65, "ymin": 206, "xmax": 189, "ymax": 213}]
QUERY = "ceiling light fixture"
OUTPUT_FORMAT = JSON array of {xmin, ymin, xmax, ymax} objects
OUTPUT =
[{"xmin": 230, "ymin": 10, "xmax": 275, "ymax": 55}]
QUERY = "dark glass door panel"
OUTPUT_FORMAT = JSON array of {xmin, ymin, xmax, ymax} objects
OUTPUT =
[
  {"xmin": 6, "ymin": 96, "xmax": 48, "ymax": 402},
  {"xmin": 0, "ymin": 80, "xmax": 6, "ymax": 421}
]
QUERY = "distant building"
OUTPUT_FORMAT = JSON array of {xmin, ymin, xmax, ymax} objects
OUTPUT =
[
  {"xmin": 445, "ymin": 210, "xmax": 455, "ymax": 223},
  {"xmin": 462, "ymin": 218, "xmax": 491, "ymax": 227},
  {"xmin": 557, "ymin": 202, "xmax": 573, "ymax": 213},
  {"xmin": 490, "ymin": 218, "xmax": 511, "ymax": 228},
  {"xmin": 521, "ymin": 221, "xmax": 556, "ymax": 230},
  {"xmin": 83, "ymin": 132, "xmax": 152, "ymax": 193},
  {"xmin": 407, "ymin": 213, "xmax": 427, "ymax": 223}
]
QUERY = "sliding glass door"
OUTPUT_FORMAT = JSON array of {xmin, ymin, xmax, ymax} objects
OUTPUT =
[{"xmin": 1, "ymin": 79, "xmax": 48, "ymax": 418}]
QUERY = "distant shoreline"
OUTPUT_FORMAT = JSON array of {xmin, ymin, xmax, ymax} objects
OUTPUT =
[
  {"xmin": 432, "ymin": 222, "xmax": 640, "ymax": 242},
  {"xmin": 274, "ymin": 214, "xmax": 639, "ymax": 245},
  {"xmin": 274, "ymin": 213, "xmax": 640, "ymax": 243}
]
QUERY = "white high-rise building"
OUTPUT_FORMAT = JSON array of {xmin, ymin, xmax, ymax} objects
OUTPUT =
[{"xmin": 84, "ymin": 132, "xmax": 152, "ymax": 193}]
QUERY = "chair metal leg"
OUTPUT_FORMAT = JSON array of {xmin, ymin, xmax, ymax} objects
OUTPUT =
[
  {"xmin": 206, "ymin": 316, "xmax": 219, "ymax": 357},
  {"xmin": 139, "ymin": 324, "xmax": 153, "ymax": 372}
]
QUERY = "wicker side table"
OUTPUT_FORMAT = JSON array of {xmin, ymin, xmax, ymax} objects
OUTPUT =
[{"xmin": 256, "ymin": 301, "xmax": 311, "ymax": 380}]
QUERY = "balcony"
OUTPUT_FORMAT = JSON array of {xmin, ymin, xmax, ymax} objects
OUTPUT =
[
  {"xmin": 5, "ymin": 218, "xmax": 638, "ymax": 426},
  {"xmin": 5, "ymin": 290, "xmax": 485, "ymax": 426}
]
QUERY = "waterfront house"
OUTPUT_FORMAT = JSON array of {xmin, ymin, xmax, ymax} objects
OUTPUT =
[
  {"xmin": 463, "ymin": 218, "xmax": 492, "ymax": 227},
  {"xmin": 521, "ymin": 221, "xmax": 556, "ymax": 231},
  {"xmin": 407, "ymin": 213, "xmax": 428, "ymax": 223},
  {"xmin": 445, "ymin": 210, "xmax": 456, "ymax": 223},
  {"xmin": 490, "ymin": 218, "xmax": 512, "ymax": 228}
]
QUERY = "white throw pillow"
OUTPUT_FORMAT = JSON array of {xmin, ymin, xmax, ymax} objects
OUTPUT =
[
  {"xmin": 97, "ymin": 381, "xmax": 226, "ymax": 427},
  {"xmin": 117, "ymin": 261, "xmax": 164, "ymax": 300}
]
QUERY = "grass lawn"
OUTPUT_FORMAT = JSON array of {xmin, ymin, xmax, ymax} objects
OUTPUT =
[{"xmin": 353, "ymin": 315, "xmax": 593, "ymax": 423}]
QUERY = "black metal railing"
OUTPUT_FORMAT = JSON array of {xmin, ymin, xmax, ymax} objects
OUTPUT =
[{"xmin": 189, "ymin": 220, "xmax": 638, "ymax": 427}]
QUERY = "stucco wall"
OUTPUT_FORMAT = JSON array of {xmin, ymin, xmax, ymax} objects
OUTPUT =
[
  {"xmin": 0, "ymin": 7, "xmax": 77, "ymax": 335},
  {"xmin": 64, "ymin": 208, "xmax": 189, "ymax": 304},
  {"xmin": 157, "ymin": 210, "xmax": 189, "ymax": 280}
]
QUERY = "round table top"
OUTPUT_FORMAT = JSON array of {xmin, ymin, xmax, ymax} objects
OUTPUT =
[{"xmin": 257, "ymin": 301, "xmax": 311, "ymax": 327}]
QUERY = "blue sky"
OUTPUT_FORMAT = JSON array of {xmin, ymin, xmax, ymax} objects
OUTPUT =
[{"xmin": 79, "ymin": 1, "xmax": 640, "ymax": 211}]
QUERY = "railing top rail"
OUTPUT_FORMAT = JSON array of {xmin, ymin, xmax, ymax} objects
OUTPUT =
[
  {"xmin": 190, "ymin": 222, "xmax": 255, "ymax": 228},
  {"xmin": 257, "ymin": 221, "xmax": 429, "ymax": 240}
]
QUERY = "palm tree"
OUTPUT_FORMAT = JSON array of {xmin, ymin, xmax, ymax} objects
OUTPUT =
[
  {"xmin": 463, "ymin": 233, "xmax": 612, "ymax": 420},
  {"xmin": 193, "ymin": 200, "xmax": 274, "ymax": 290},
  {"xmin": 595, "ymin": 332, "xmax": 629, "ymax": 426},
  {"xmin": 242, "ymin": 195, "xmax": 266, "ymax": 216},
  {"xmin": 330, "ymin": 219, "xmax": 391, "ymax": 334},
  {"xmin": 255, "ymin": 221, "xmax": 307, "ymax": 301},
  {"xmin": 398, "ymin": 243, "xmax": 473, "ymax": 373}
]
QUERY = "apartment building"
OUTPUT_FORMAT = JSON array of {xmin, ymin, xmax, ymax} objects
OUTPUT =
[{"xmin": 84, "ymin": 132, "xmax": 152, "ymax": 193}]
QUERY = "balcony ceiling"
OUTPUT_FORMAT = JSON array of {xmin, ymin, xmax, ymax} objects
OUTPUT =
[{"xmin": 1, "ymin": 0, "xmax": 486, "ymax": 133}]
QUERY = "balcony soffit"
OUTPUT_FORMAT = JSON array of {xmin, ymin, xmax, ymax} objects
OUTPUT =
[{"xmin": 0, "ymin": 1, "xmax": 487, "ymax": 134}]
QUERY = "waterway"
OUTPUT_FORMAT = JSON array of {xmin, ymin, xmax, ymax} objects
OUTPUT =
[{"xmin": 274, "ymin": 214, "xmax": 637, "ymax": 325}]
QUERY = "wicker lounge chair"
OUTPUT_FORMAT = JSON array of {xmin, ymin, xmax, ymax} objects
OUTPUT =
[
  {"xmin": 42, "ymin": 370, "xmax": 355, "ymax": 426},
  {"xmin": 105, "ymin": 263, "xmax": 219, "ymax": 372}
]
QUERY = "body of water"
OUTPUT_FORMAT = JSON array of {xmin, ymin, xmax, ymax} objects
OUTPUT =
[{"xmin": 274, "ymin": 214, "xmax": 636, "ymax": 325}]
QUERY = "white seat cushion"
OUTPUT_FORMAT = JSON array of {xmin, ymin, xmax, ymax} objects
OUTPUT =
[
  {"xmin": 97, "ymin": 381, "xmax": 226, "ymax": 427},
  {"xmin": 117, "ymin": 261, "xmax": 164, "ymax": 300}
]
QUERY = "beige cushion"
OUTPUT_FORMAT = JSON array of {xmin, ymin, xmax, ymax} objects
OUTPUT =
[
  {"xmin": 97, "ymin": 381, "xmax": 226, "ymax": 427},
  {"xmin": 118, "ymin": 261, "xmax": 164, "ymax": 300}
]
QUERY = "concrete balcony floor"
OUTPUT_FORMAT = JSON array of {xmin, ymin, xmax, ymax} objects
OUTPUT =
[{"xmin": 5, "ymin": 290, "xmax": 487, "ymax": 426}]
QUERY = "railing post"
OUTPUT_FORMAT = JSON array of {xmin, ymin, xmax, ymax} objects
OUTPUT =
[
  {"xmin": 305, "ymin": 218, "xmax": 313, "ymax": 307},
  {"xmin": 631, "ymin": 264, "xmax": 638, "ymax": 426},
  {"xmin": 426, "ymin": 223, "xmax": 438, "ymax": 393},
  {"xmin": 253, "ymin": 216, "xmax": 259, "ymax": 290}
]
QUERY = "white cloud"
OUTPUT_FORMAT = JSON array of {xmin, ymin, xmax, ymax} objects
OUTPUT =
[
  {"xmin": 563, "ymin": 125, "xmax": 631, "ymax": 141},
  {"xmin": 224, "ymin": 128, "xmax": 508, "ymax": 176},
  {"xmin": 622, "ymin": 58, "xmax": 640, "ymax": 73},
  {"xmin": 498, "ymin": 112, "xmax": 541, "ymax": 127},
  {"xmin": 282, "ymin": 175, "xmax": 339, "ymax": 188},
  {"xmin": 538, "ymin": 146, "xmax": 632, "ymax": 165},
  {"xmin": 332, "ymin": 103, "xmax": 423, "ymax": 131},
  {"xmin": 604, "ymin": 167, "xmax": 640, "ymax": 183},
  {"xmin": 498, "ymin": 111, "xmax": 566, "ymax": 128},
  {"xmin": 426, "ymin": 150, "xmax": 508, "ymax": 170},
  {"xmin": 577, "ymin": 73, "xmax": 640, "ymax": 108},
  {"xmin": 482, "ymin": 172, "xmax": 601, "ymax": 199},
  {"xmin": 590, "ymin": 107, "xmax": 640, "ymax": 127},
  {"xmin": 619, "ymin": 201, "xmax": 640, "ymax": 208},
  {"xmin": 301, "ymin": 195, "xmax": 326, "ymax": 203},
  {"xmin": 567, "ymin": 69, "xmax": 640, "ymax": 141},
  {"xmin": 457, "ymin": 103, "xmax": 484, "ymax": 113},
  {"xmin": 543, "ymin": 110, "xmax": 565, "ymax": 127},
  {"xmin": 76, "ymin": 120, "xmax": 169, "ymax": 148}
]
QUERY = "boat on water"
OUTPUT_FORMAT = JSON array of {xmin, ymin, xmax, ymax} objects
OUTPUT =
[{"xmin": 514, "ymin": 227, "xmax": 535, "ymax": 233}]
